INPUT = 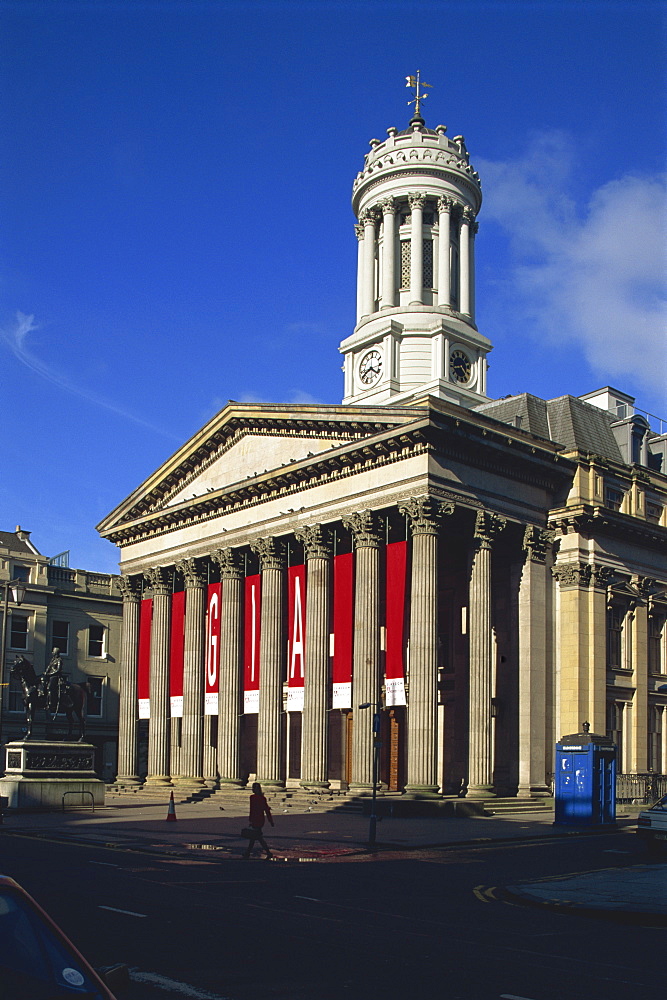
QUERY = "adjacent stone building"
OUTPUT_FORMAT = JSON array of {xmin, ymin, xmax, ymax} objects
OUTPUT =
[
  {"xmin": 97, "ymin": 105, "xmax": 667, "ymax": 799},
  {"xmin": 0, "ymin": 527, "xmax": 122, "ymax": 780}
]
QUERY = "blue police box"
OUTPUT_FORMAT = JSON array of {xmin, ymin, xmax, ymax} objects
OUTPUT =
[{"xmin": 554, "ymin": 722, "xmax": 616, "ymax": 826}]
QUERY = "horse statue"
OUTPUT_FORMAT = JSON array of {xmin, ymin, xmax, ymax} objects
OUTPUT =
[{"xmin": 10, "ymin": 654, "xmax": 88, "ymax": 741}]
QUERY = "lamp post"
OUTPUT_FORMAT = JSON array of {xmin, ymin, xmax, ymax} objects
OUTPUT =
[
  {"xmin": 359, "ymin": 701, "xmax": 382, "ymax": 846},
  {"xmin": 0, "ymin": 579, "xmax": 27, "ymax": 770}
]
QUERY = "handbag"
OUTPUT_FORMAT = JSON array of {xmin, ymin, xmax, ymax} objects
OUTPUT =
[{"xmin": 241, "ymin": 826, "xmax": 254, "ymax": 839}]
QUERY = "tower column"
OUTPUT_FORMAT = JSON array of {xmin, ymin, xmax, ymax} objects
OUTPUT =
[
  {"xmin": 408, "ymin": 192, "xmax": 425, "ymax": 305},
  {"xmin": 295, "ymin": 524, "xmax": 332, "ymax": 789},
  {"xmin": 360, "ymin": 210, "xmax": 378, "ymax": 318},
  {"xmin": 144, "ymin": 566, "xmax": 172, "ymax": 786},
  {"xmin": 343, "ymin": 511, "xmax": 381, "ymax": 792},
  {"xmin": 400, "ymin": 497, "xmax": 454, "ymax": 795},
  {"xmin": 174, "ymin": 557, "xmax": 206, "ymax": 787},
  {"xmin": 214, "ymin": 548, "xmax": 244, "ymax": 786},
  {"xmin": 379, "ymin": 197, "xmax": 396, "ymax": 308},
  {"xmin": 252, "ymin": 537, "xmax": 285, "ymax": 788},
  {"xmin": 116, "ymin": 576, "xmax": 142, "ymax": 785},
  {"xmin": 437, "ymin": 196, "xmax": 452, "ymax": 308},
  {"xmin": 459, "ymin": 209, "xmax": 474, "ymax": 318},
  {"xmin": 469, "ymin": 219, "xmax": 478, "ymax": 324},
  {"xmin": 355, "ymin": 223, "xmax": 364, "ymax": 323},
  {"xmin": 467, "ymin": 511, "xmax": 505, "ymax": 797}
]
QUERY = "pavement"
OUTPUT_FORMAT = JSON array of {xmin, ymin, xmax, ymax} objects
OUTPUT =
[{"xmin": 1, "ymin": 792, "xmax": 665, "ymax": 924}]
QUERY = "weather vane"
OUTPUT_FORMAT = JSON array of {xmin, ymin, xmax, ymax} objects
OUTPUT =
[{"xmin": 405, "ymin": 71, "xmax": 432, "ymax": 118}]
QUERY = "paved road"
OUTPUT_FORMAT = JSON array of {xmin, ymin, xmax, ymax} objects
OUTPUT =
[{"xmin": 0, "ymin": 826, "xmax": 661, "ymax": 1000}]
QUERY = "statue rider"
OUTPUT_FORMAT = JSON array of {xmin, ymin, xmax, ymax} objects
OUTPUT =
[{"xmin": 42, "ymin": 647, "xmax": 65, "ymax": 713}]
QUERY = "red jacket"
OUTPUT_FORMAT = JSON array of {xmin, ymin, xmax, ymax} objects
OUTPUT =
[{"xmin": 249, "ymin": 793, "xmax": 272, "ymax": 828}]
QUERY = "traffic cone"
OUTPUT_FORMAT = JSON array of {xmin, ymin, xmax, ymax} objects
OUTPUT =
[{"xmin": 166, "ymin": 791, "xmax": 177, "ymax": 822}]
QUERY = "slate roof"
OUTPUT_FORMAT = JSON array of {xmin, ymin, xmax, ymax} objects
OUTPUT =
[{"xmin": 0, "ymin": 530, "xmax": 40, "ymax": 555}]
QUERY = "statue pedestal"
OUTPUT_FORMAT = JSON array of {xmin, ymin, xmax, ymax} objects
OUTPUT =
[{"xmin": 0, "ymin": 740, "xmax": 105, "ymax": 812}]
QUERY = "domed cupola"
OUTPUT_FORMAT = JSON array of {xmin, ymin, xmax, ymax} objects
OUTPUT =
[{"xmin": 340, "ymin": 75, "xmax": 492, "ymax": 408}]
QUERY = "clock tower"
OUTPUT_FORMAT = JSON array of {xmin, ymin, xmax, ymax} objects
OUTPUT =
[{"xmin": 340, "ymin": 78, "xmax": 492, "ymax": 408}]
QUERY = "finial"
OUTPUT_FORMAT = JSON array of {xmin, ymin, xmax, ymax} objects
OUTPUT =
[{"xmin": 405, "ymin": 71, "xmax": 432, "ymax": 125}]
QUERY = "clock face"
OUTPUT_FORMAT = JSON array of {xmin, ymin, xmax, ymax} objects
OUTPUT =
[
  {"xmin": 359, "ymin": 349, "xmax": 383, "ymax": 386},
  {"xmin": 449, "ymin": 349, "xmax": 472, "ymax": 384}
]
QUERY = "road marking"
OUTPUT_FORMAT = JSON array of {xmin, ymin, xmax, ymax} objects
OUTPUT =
[
  {"xmin": 98, "ymin": 905, "xmax": 147, "ymax": 917},
  {"xmin": 129, "ymin": 969, "xmax": 233, "ymax": 998},
  {"xmin": 294, "ymin": 895, "xmax": 320, "ymax": 901},
  {"xmin": 603, "ymin": 849, "xmax": 631, "ymax": 853},
  {"xmin": 88, "ymin": 861, "xmax": 120, "ymax": 867},
  {"xmin": 500, "ymin": 995, "xmax": 540, "ymax": 999}
]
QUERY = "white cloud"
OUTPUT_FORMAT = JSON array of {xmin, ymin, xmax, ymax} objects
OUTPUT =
[{"xmin": 477, "ymin": 133, "xmax": 667, "ymax": 399}]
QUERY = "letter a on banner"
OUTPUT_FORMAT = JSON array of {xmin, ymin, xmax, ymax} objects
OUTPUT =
[
  {"xmin": 385, "ymin": 541, "xmax": 408, "ymax": 706},
  {"xmin": 205, "ymin": 583, "xmax": 221, "ymax": 715},
  {"xmin": 244, "ymin": 574, "xmax": 261, "ymax": 713},
  {"xmin": 287, "ymin": 564, "xmax": 306, "ymax": 712},
  {"xmin": 137, "ymin": 598, "xmax": 152, "ymax": 719}
]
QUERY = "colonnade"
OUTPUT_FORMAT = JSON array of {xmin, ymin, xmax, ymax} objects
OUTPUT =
[
  {"xmin": 355, "ymin": 195, "xmax": 477, "ymax": 323},
  {"xmin": 116, "ymin": 500, "xmax": 553, "ymax": 797}
]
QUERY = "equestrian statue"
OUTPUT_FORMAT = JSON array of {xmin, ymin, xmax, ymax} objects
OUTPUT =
[{"xmin": 10, "ymin": 648, "xmax": 89, "ymax": 741}]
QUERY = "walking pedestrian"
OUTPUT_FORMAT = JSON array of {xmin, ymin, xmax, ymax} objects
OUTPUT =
[{"xmin": 242, "ymin": 782, "xmax": 274, "ymax": 860}]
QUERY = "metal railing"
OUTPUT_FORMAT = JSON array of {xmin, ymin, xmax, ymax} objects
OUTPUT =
[{"xmin": 616, "ymin": 773, "xmax": 667, "ymax": 804}]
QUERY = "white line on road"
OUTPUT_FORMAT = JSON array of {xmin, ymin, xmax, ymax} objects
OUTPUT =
[
  {"xmin": 129, "ymin": 969, "xmax": 233, "ymax": 998},
  {"xmin": 500, "ymin": 994, "xmax": 540, "ymax": 999},
  {"xmin": 88, "ymin": 861, "xmax": 120, "ymax": 867},
  {"xmin": 98, "ymin": 905, "xmax": 147, "ymax": 917},
  {"xmin": 294, "ymin": 895, "xmax": 320, "ymax": 901}
]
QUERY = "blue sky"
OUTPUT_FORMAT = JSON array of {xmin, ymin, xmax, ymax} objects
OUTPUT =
[{"xmin": 2, "ymin": 0, "xmax": 665, "ymax": 573}]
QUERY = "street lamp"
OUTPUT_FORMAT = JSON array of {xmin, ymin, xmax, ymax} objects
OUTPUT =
[
  {"xmin": 0, "ymin": 579, "xmax": 27, "ymax": 768},
  {"xmin": 358, "ymin": 701, "xmax": 382, "ymax": 846}
]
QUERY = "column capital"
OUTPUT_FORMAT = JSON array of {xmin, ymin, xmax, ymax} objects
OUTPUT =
[
  {"xmin": 437, "ymin": 195, "xmax": 454, "ymax": 214},
  {"xmin": 592, "ymin": 565, "xmax": 616, "ymax": 591},
  {"xmin": 473, "ymin": 510, "xmax": 506, "ymax": 549},
  {"xmin": 343, "ymin": 510, "xmax": 382, "ymax": 549},
  {"xmin": 118, "ymin": 575, "xmax": 142, "ymax": 602},
  {"xmin": 399, "ymin": 496, "xmax": 454, "ymax": 535},
  {"xmin": 522, "ymin": 526, "xmax": 555, "ymax": 564},
  {"xmin": 360, "ymin": 208, "xmax": 379, "ymax": 228},
  {"xmin": 378, "ymin": 196, "xmax": 396, "ymax": 215},
  {"xmin": 251, "ymin": 536, "xmax": 286, "ymax": 572},
  {"xmin": 552, "ymin": 562, "xmax": 592, "ymax": 589},
  {"xmin": 212, "ymin": 547, "xmax": 244, "ymax": 580},
  {"xmin": 354, "ymin": 222, "xmax": 365, "ymax": 242},
  {"xmin": 295, "ymin": 523, "xmax": 332, "ymax": 561},
  {"xmin": 408, "ymin": 191, "xmax": 426, "ymax": 211},
  {"xmin": 634, "ymin": 576, "xmax": 656, "ymax": 599},
  {"xmin": 461, "ymin": 207, "xmax": 476, "ymax": 226},
  {"xmin": 176, "ymin": 557, "xmax": 207, "ymax": 589},
  {"xmin": 144, "ymin": 566, "xmax": 171, "ymax": 596}
]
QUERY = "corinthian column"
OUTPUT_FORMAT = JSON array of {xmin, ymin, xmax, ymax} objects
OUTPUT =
[
  {"xmin": 214, "ymin": 548, "xmax": 244, "ymax": 786},
  {"xmin": 379, "ymin": 197, "xmax": 396, "ymax": 308},
  {"xmin": 144, "ymin": 566, "xmax": 172, "ymax": 786},
  {"xmin": 116, "ymin": 575, "xmax": 142, "ymax": 784},
  {"xmin": 343, "ymin": 510, "xmax": 381, "ymax": 792},
  {"xmin": 174, "ymin": 557, "xmax": 206, "ymax": 788},
  {"xmin": 355, "ymin": 223, "xmax": 364, "ymax": 322},
  {"xmin": 360, "ymin": 210, "xmax": 378, "ymax": 318},
  {"xmin": 408, "ymin": 192, "xmax": 425, "ymax": 305},
  {"xmin": 467, "ymin": 511, "xmax": 505, "ymax": 797},
  {"xmin": 399, "ymin": 497, "xmax": 454, "ymax": 795},
  {"xmin": 437, "ymin": 197, "xmax": 453, "ymax": 308},
  {"xmin": 252, "ymin": 537, "xmax": 285, "ymax": 788},
  {"xmin": 295, "ymin": 524, "xmax": 332, "ymax": 789},
  {"xmin": 459, "ymin": 208, "xmax": 474, "ymax": 318}
]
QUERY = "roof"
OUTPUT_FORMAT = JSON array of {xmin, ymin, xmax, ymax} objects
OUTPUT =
[{"xmin": 0, "ymin": 529, "xmax": 41, "ymax": 556}]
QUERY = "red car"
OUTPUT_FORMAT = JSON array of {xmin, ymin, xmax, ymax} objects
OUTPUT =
[{"xmin": 0, "ymin": 874, "xmax": 127, "ymax": 998}]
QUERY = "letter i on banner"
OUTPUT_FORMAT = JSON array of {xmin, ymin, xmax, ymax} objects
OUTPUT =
[
  {"xmin": 244, "ymin": 574, "xmax": 261, "ymax": 713},
  {"xmin": 287, "ymin": 564, "xmax": 306, "ymax": 712},
  {"xmin": 205, "ymin": 583, "xmax": 221, "ymax": 715},
  {"xmin": 137, "ymin": 598, "xmax": 152, "ymax": 719}
]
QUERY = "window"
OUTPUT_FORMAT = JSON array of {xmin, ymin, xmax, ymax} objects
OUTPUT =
[
  {"xmin": 8, "ymin": 674, "xmax": 25, "ymax": 712},
  {"xmin": 85, "ymin": 676, "xmax": 104, "ymax": 717},
  {"xmin": 51, "ymin": 620, "xmax": 69, "ymax": 656},
  {"xmin": 400, "ymin": 241, "xmax": 411, "ymax": 289},
  {"xmin": 605, "ymin": 487, "xmax": 624, "ymax": 512},
  {"xmin": 88, "ymin": 625, "xmax": 106, "ymax": 658},
  {"xmin": 648, "ymin": 614, "xmax": 665, "ymax": 674},
  {"xmin": 606, "ymin": 701, "xmax": 623, "ymax": 764},
  {"xmin": 646, "ymin": 501, "xmax": 663, "ymax": 523},
  {"xmin": 12, "ymin": 565, "xmax": 29, "ymax": 583},
  {"xmin": 9, "ymin": 614, "xmax": 28, "ymax": 650},
  {"xmin": 607, "ymin": 606, "xmax": 624, "ymax": 669},
  {"xmin": 422, "ymin": 239, "xmax": 433, "ymax": 288},
  {"xmin": 648, "ymin": 706, "xmax": 662, "ymax": 773}
]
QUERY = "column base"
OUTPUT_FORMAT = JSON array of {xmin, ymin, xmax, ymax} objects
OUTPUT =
[
  {"xmin": 347, "ymin": 782, "xmax": 376, "ymax": 796},
  {"xmin": 171, "ymin": 776, "xmax": 206, "ymax": 790},
  {"xmin": 466, "ymin": 784, "xmax": 495, "ymax": 798},
  {"xmin": 517, "ymin": 783, "xmax": 551, "ymax": 798},
  {"xmin": 113, "ymin": 775, "xmax": 142, "ymax": 786},
  {"xmin": 255, "ymin": 779, "xmax": 284, "ymax": 790},
  {"xmin": 144, "ymin": 775, "xmax": 172, "ymax": 787},
  {"xmin": 403, "ymin": 785, "xmax": 441, "ymax": 798},
  {"xmin": 300, "ymin": 780, "xmax": 331, "ymax": 791},
  {"xmin": 217, "ymin": 777, "xmax": 245, "ymax": 789}
]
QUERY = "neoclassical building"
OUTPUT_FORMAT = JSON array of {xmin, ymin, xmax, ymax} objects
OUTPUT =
[{"xmin": 98, "ymin": 102, "xmax": 667, "ymax": 799}]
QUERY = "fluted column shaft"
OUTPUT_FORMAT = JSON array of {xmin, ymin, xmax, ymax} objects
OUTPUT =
[
  {"xmin": 116, "ymin": 576, "xmax": 142, "ymax": 784},
  {"xmin": 252, "ymin": 538, "xmax": 285, "ymax": 787},
  {"xmin": 296, "ymin": 525, "xmax": 331, "ymax": 788},
  {"xmin": 355, "ymin": 223, "xmax": 364, "ymax": 322},
  {"xmin": 409, "ymin": 193, "xmax": 425, "ymax": 305},
  {"xmin": 343, "ymin": 511, "xmax": 381, "ymax": 791},
  {"xmin": 361, "ymin": 211, "xmax": 377, "ymax": 318},
  {"xmin": 215, "ymin": 549, "xmax": 244, "ymax": 785},
  {"xmin": 468, "ymin": 512, "xmax": 505, "ymax": 797},
  {"xmin": 145, "ymin": 567, "xmax": 172, "ymax": 786},
  {"xmin": 437, "ymin": 197, "xmax": 452, "ymax": 307},
  {"xmin": 379, "ymin": 198, "xmax": 396, "ymax": 308},
  {"xmin": 176, "ymin": 559, "xmax": 206, "ymax": 786},
  {"xmin": 459, "ymin": 210, "xmax": 473, "ymax": 317},
  {"xmin": 469, "ymin": 220, "xmax": 477, "ymax": 324},
  {"xmin": 400, "ymin": 498, "xmax": 454, "ymax": 794}
]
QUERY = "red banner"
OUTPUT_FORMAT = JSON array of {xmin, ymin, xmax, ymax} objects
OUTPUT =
[
  {"xmin": 243, "ymin": 574, "xmax": 261, "ymax": 714},
  {"xmin": 137, "ymin": 598, "xmax": 152, "ymax": 719},
  {"xmin": 205, "ymin": 583, "xmax": 221, "ymax": 715},
  {"xmin": 332, "ymin": 552, "xmax": 354, "ymax": 708},
  {"xmin": 385, "ymin": 541, "xmax": 408, "ymax": 706},
  {"xmin": 287, "ymin": 564, "xmax": 306, "ymax": 712},
  {"xmin": 169, "ymin": 590, "xmax": 185, "ymax": 718}
]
